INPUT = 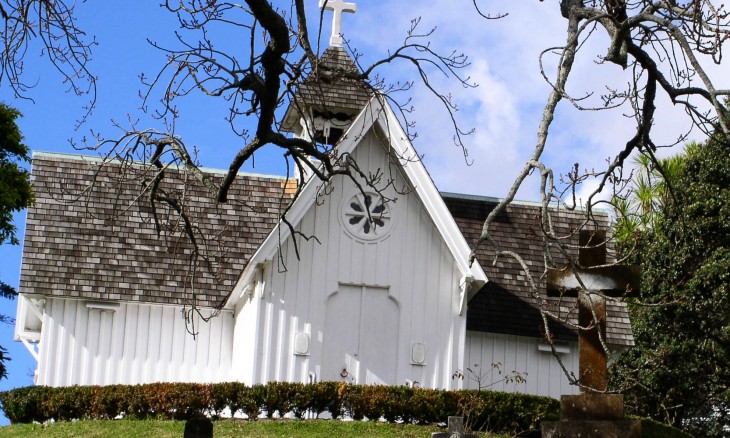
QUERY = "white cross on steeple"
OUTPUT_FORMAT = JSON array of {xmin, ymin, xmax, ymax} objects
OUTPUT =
[{"xmin": 319, "ymin": 0, "xmax": 357, "ymax": 48}]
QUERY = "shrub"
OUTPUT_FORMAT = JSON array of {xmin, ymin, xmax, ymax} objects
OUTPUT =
[
  {"xmin": 0, "ymin": 380, "xmax": 560, "ymax": 434},
  {"xmin": 45, "ymin": 386, "xmax": 94, "ymax": 421},
  {"xmin": 342, "ymin": 384, "xmax": 366, "ymax": 420},
  {"xmin": 310, "ymin": 381, "xmax": 342, "ymax": 419},
  {"xmin": 210, "ymin": 381, "xmax": 244, "ymax": 417},
  {"xmin": 0, "ymin": 386, "xmax": 50, "ymax": 424},
  {"xmin": 261, "ymin": 381, "xmax": 298, "ymax": 418},
  {"xmin": 291, "ymin": 382, "xmax": 316, "ymax": 419},
  {"xmin": 141, "ymin": 383, "xmax": 211, "ymax": 420},
  {"xmin": 88, "ymin": 385, "xmax": 119, "ymax": 419},
  {"xmin": 239, "ymin": 384, "xmax": 265, "ymax": 419}
]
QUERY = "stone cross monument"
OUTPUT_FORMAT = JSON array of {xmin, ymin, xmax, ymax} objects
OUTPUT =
[
  {"xmin": 542, "ymin": 229, "xmax": 642, "ymax": 437},
  {"xmin": 320, "ymin": 0, "xmax": 357, "ymax": 47},
  {"xmin": 546, "ymin": 229, "xmax": 639, "ymax": 392}
]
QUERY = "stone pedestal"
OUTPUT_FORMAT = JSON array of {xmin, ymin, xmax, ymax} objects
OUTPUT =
[
  {"xmin": 432, "ymin": 416, "xmax": 478, "ymax": 438},
  {"xmin": 541, "ymin": 394, "xmax": 641, "ymax": 438},
  {"xmin": 183, "ymin": 413, "xmax": 214, "ymax": 438}
]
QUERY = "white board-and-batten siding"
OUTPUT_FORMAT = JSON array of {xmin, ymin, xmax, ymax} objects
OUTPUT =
[
  {"xmin": 233, "ymin": 128, "xmax": 466, "ymax": 390},
  {"xmin": 37, "ymin": 298, "xmax": 234, "ymax": 386},
  {"xmin": 464, "ymin": 332, "xmax": 579, "ymax": 399}
]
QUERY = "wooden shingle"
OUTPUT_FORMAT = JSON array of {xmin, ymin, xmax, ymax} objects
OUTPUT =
[
  {"xmin": 282, "ymin": 46, "xmax": 372, "ymax": 131},
  {"xmin": 443, "ymin": 193, "xmax": 634, "ymax": 346},
  {"xmin": 20, "ymin": 152, "xmax": 287, "ymax": 309}
]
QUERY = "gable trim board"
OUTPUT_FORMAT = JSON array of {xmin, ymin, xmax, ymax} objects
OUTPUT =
[{"xmin": 228, "ymin": 96, "xmax": 487, "ymax": 312}]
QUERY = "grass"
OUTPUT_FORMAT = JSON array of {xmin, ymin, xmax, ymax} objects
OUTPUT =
[{"xmin": 0, "ymin": 419, "xmax": 509, "ymax": 437}]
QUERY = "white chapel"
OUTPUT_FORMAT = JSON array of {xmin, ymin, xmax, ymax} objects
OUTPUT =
[{"xmin": 14, "ymin": 0, "xmax": 633, "ymax": 399}]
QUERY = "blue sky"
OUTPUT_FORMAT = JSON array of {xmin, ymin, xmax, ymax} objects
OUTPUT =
[{"xmin": 0, "ymin": 0, "xmax": 722, "ymax": 425}]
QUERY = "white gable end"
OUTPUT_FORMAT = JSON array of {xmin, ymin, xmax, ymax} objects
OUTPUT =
[
  {"xmin": 229, "ymin": 97, "xmax": 486, "ymax": 309},
  {"xmin": 231, "ymin": 122, "xmax": 475, "ymax": 389}
]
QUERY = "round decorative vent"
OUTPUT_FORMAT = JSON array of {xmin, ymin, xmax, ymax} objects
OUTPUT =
[{"xmin": 341, "ymin": 191, "xmax": 393, "ymax": 241}]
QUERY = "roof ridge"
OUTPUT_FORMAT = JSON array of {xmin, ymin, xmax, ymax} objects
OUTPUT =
[
  {"xmin": 32, "ymin": 151, "xmax": 291, "ymax": 181},
  {"xmin": 317, "ymin": 46, "xmax": 361, "ymax": 75},
  {"xmin": 440, "ymin": 191, "xmax": 610, "ymax": 214}
]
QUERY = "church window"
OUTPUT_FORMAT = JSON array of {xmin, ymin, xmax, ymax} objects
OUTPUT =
[{"xmin": 342, "ymin": 191, "xmax": 392, "ymax": 241}]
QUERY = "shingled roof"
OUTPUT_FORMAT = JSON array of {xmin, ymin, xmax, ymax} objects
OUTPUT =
[
  {"xmin": 282, "ymin": 46, "xmax": 372, "ymax": 131},
  {"xmin": 20, "ymin": 152, "xmax": 288, "ymax": 308},
  {"xmin": 443, "ymin": 193, "xmax": 634, "ymax": 347},
  {"xmin": 20, "ymin": 153, "xmax": 633, "ymax": 346}
]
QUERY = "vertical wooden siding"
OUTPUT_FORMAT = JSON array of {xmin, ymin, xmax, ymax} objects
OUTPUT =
[
  {"xmin": 239, "ymin": 128, "xmax": 466, "ymax": 389},
  {"xmin": 464, "ymin": 331, "xmax": 579, "ymax": 399},
  {"xmin": 37, "ymin": 299, "xmax": 234, "ymax": 386}
]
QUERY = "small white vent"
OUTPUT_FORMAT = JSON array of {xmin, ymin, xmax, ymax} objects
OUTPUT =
[
  {"xmin": 294, "ymin": 332, "xmax": 310, "ymax": 356},
  {"xmin": 85, "ymin": 301, "xmax": 120, "ymax": 312},
  {"xmin": 411, "ymin": 342, "xmax": 426, "ymax": 365},
  {"xmin": 537, "ymin": 341, "xmax": 571, "ymax": 355}
]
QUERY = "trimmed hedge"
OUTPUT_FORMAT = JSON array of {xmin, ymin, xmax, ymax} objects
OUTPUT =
[{"xmin": 0, "ymin": 382, "xmax": 559, "ymax": 434}]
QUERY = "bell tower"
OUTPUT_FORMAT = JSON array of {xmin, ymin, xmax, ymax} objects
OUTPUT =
[{"xmin": 281, "ymin": 0, "xmax": 371, "ymax": 146}]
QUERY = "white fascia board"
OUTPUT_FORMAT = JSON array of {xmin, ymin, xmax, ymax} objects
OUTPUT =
[
  {"xmin": 225, "ymin": 99, "xmax": 384, "ymax": 309},
  {"xmin": 227, "ymin": 261, "xmax": 262, "ymax": 308},
  {"xmin": 14, "ymin": 294, "xmax": 43, "ymax": 342},
  {"xmin": 372, "ymin": 100, "xmax": 488, "ymax": 290},
  {"xmin": 225, "ymin": 95, "xmax": 488, "ymax": 307}
]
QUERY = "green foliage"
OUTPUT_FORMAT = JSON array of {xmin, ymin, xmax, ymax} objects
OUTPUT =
[
  {"xmin": 141, "ymin": 383, "xmax": 212, "ymax": 420},
  {"xmin": 209, "ymin": 381, "xmax": 243, "ymax": 417},
  {"xmin": 0, "ymin": 386, "xmax": 49, "ymax": 424},
  {"xmin": 0, "ymin": 381, "xmax": 558, "ymax": 435},
  {"xmin": 610, "ymin": 134, "xmax": 730, "ymax": 437},
  {"xmin": 0, "ymin": 102, "xmax": 34, "ymax": 381},
  {"xmin": 611, "ymin": 144, "xmax": 696, "ymax": 250},
  {"xmin": 0, "ymin": 102, "xmax": 32, "ymax": 248},
  {"xmin": 261, "ymin": 381, "xmax": 297, "ymax": 419},
  {"xmin": 239, "ymin": 384, "xmax": 266, "ymax": 419}
]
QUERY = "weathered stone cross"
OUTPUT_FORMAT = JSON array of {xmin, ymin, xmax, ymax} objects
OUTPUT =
[
  {"xmin": 546, "ymin": 230, "xmax": 640, "ymax": 392},
  {"xmin": 320, "ymin": 0, "xmax": 357, "ymax": 47}
]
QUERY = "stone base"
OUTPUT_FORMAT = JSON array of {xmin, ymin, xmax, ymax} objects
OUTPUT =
[
  {"xmin": 183, "ymin": 414, "xmax": 213, "ymax": 438},
  {"xmin": 560, "ymin": 393, "xmax": 625, "ymax": 420},
  {"xmin": 431, "ymin": 434, "xmax": 477, "ymax": 438},
  {"xmin": 542, "ymin": 420, "xmax": 641, "ymax": 438}
]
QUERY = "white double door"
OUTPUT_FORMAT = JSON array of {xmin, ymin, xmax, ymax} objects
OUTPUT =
[{"xmin": 322, "ymin": 285, "xmax": 400, "ymax": 385}]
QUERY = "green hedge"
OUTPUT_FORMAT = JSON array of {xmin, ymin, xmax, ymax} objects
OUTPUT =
[{"xmin": 0, "ymin": 382, "xmax": 559, "ymax": 434}]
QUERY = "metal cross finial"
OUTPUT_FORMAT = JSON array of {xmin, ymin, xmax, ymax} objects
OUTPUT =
[{"xmin": 319, "ymin": 0, "xmax": 357, "ymax": 47}]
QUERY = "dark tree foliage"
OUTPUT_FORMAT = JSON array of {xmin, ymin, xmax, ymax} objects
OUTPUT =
[
  {"xmin": 610, "ymin": 133, "xmax": 730, "ymax": 437},
  {"xmin": 0, "ymin": 102, "xmax": 32, "ymax": 380},
  {"xmin": 0, "ymin": 102, "xmax": 31, "ymax": 248}
]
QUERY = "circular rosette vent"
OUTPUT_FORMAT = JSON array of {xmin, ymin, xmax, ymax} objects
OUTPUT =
[{"xmin": 341, "ymin": 192, "xmax": 393, "ymax": 241}]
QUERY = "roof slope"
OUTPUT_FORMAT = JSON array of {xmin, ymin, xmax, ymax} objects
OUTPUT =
[
  {"xmin": 297, "ymin": 46, "xmax": 372, "ymax": 113},
  {"xmin": 20, "ymin": 153, "xmax": 633, "ymax": 346},
  {"xmin": 20, "ymin": 152, "xmax": 287, "ymax": 308},
  {"xmin": 282, "ymin": 46, "xmax": 372, "ymax": 130},
  {"xmin": 443, "ymin": 193, "xmax": 634, "ymax": 346}
]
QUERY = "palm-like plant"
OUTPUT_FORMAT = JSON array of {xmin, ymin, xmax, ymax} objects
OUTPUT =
[{"xmin": 612, "ymin": 142, "xmax": 697, "ymax": 246}]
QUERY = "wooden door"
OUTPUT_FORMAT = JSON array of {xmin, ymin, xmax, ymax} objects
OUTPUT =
[{"xmin": 322, "ymin": 285, "xmax": 399, "ymax": 384}]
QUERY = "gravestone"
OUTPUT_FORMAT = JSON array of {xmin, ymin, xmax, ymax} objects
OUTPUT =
[
  {"xmin": 431, "ymin": 416, "xmax": 478, "ymax": 438},
  {"xmin": 183, "ymin": 413, "xmax": 214, "ymax": 438},
  {"xmin": 542, "ymin": 230, "xmax": 641, "ymax": 437}
]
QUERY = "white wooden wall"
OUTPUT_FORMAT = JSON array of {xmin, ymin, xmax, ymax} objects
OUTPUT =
[
  {"xmin": 235, "ymin": 128, "xmax": 466, "ymax": 390},
  {"xmin": 232, "ymin": 284, "xmax": 262, "ymax": 385},
  {"xmin": 464, "ymin": 332, "xmax": 579, "ymax": 399},
  {"xmin": 37, "ymin": 298, "xmax": 234, "ymax": 386}
]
